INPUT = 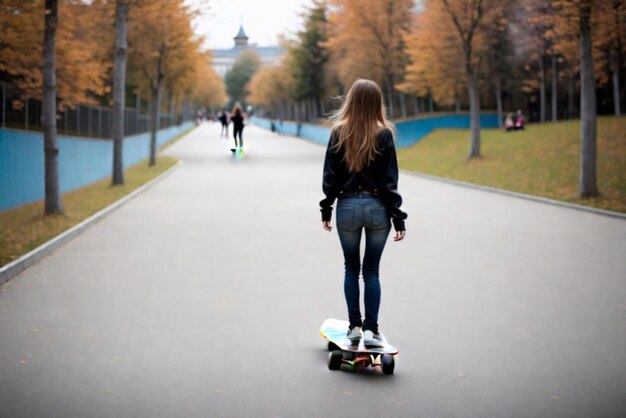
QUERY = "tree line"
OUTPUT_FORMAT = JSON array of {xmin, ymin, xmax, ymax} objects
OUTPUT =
[
  {"xmin": 247, "ymin": 0, "xmax": 624, "ymax": 199},
  {"xmin": 0, "ymin": 0, "xmax": 227, "ymax": 214}
]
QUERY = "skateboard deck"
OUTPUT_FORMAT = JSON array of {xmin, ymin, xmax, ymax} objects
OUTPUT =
[{"xmin": 320, "ymin": 318, "xmax": 398, "ymax": 374}]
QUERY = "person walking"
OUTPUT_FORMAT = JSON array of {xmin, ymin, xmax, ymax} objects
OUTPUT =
[
  {"xmin": 320, "ymin": 79, "xmax": 407, "ymax": 347},
  {"xmin": 218, "ymin": 110, "xmax": 229, "ymax": 137},
  {"xmin": 231, "ymin": 103, "xmax": 245, "ymax": 149}
]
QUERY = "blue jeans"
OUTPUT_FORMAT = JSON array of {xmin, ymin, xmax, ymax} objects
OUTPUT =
[{"xmin": 336, "ymin": 195, "xmax": 391, "ymax": 332}]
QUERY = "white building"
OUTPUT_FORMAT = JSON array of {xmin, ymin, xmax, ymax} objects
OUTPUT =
[{"xmin": 211, "ymin": 25, "xmax": 284, "ymax": 78}]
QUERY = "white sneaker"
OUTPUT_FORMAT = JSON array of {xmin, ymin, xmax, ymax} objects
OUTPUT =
[
  {"xmin": 347, "ymin": 325, "xmax": 362, "ymax": 341},
  {"xmin": 363, "ymin": 330, "xmax": 384, "ymax": 347}
]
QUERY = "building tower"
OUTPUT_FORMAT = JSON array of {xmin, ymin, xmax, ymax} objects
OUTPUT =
[{"xmin": 234, "ymin": 25, "xmax": 249, "ymax": 48}]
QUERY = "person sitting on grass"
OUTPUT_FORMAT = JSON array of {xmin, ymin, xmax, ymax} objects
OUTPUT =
[
  {"xmin": 515, "ymin": 109, "xmax": 525, "ymax": 130},
  {"xmin": 505, "ymin": 113, "xmax": 515, "ymax": 132}
]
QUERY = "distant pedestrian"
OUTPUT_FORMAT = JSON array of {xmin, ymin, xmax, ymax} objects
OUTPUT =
[
  {"xmin": 231, "ymin": 102, "xmax": 245, "ymax": 149},
  {"xmin": 320, "ymin": 79, "xmax": 407, "ymax": 348},
  {"xmin": 218, "ymin": 110, "xmax": 229, "ymax": 137},
  {"xmin": 515, "ymin": 109, "xmax": 525, "ymax": 130},
  {"xmin": 505, "ymin": 113, "xmax": 515, "ymax": 132}
]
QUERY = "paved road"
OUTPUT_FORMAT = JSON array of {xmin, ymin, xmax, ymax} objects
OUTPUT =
[{"xmin": 1, "ymin": 123, "xmax": 625, "ymax": 418}]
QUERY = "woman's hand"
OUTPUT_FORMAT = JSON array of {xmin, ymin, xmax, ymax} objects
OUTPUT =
[
  {"xmin": 393, "ymin": 230, "xmax": 406, "ymax": 241},
  {"xmin": 322, "ymin": 221, "xmax": 332, "ymax": 232}
]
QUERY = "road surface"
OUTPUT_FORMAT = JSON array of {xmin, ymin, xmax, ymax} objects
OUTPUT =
[{"xmin": 1, "ymin": 123, "xmax": 625, "ymax": 417}]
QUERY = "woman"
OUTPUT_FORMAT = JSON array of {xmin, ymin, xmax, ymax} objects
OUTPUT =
[
  {"xmin": 218, "ymin": 110, "xmax": 229, "ymax": 137},
  {"xmin": 505, "ymin": 113, "xmax": 515, "ymax": 131},
  {"xmin": 231, "ymin": 103, "xmax": 245, "ymax": 149},
  {"xmin": 320, "ymin": 79, "xmax": 407, "ymax": 347}
]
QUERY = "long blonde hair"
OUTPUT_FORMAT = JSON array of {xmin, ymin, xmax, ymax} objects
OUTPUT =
[
  {"xmin": 329, "ymin": 79, "xmax": 394, "ymax": 172},
  {"xmin": 231, "ymin": 102, "xmax": 243, "ymax": 117}
]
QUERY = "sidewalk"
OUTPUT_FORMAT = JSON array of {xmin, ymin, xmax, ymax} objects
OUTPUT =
[{"xmin": 1, "ymin": 123, "xmax": 625, "ymax": 417}]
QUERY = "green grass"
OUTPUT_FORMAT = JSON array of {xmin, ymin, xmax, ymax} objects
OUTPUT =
[
  {"xmin": 397, "ymin": 116, "xmax": 626, "ymax": 213},
  {"xmin": 0, "ymin": 156, "xmax": 178, "ymax": 267}
]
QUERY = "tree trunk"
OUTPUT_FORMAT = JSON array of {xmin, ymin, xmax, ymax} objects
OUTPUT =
[
  {"xmin": 149, "ymin": 80, "xmax": 163, "ymax": 167},
  {"xmin": 414, "ymin": 95, "xmax": 419, "ymax": 115},
  {"xmin": 467, "ymin": 71, "xmax": 481, "ymax": 159},
  {"xmin": 539, "ymin": 55, "xmax": 546, "ymax": 122},
  {"xmin": 168, "ymin": 93, "xmax": 174, "ymax": 127},
  {"xmin": 428, "ymin": 90, "xmax": 434, "ymax": 113},
  {"xmin": 42, "ymin": 0, "xmax": 62, "ymax": 215},
  {"xmin": 494, "ymin": 77, "xmax": 503, "ymax": 128},
  {"xmin": 305, "ymin": 99, "xmax": 310, "ymax": 121},
  {"xmin": 455, "ymin": 93, "xmax": 461, "ymax": 114},
  {"xmin": 399, "ymin": 92, "xmax": 407, "ymax": 119},
  {"xmin": 112, "ymin": 0, "xmax": 128, "ymax": 185},
  {"xmin": 385, "ymin": 78, "xmax": 394, "ymax": 119},
  {"xmin": 568, "ymin": 74, "xmax": 575, "ymax": 119},
  {"xmin": 610, "ymin": 50, "xmax": 621, "ymax": 116},
  {"xmin": 551, "ymin": 54, "xmax": 558, "ymax": 122},
  {"xmin": 578, "ymin": 2, "xmax": 598, "ymax": 197}
]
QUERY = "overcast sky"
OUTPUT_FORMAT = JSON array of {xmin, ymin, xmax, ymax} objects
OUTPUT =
[{"xmin": 193, "ymin": 0, "xmax": 313, "ymax": 50}]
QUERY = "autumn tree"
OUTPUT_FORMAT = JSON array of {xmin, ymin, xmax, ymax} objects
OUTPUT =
[
  {"xmin": 128, "ymin": 0, "xmax": 200, "ymax": 166},
  {"xmin": 576, "ymin": 0, "xmax": 599, "ymax": 197},
  {"xmin": 519, "ymin": 0, "xmax": 556, "ymax": 122},
  {"xmin": 288, "ymin": 1, "xmax": 329, "ymax": 120},
  {"xmin": 248, "ymin": 63, "xmax": 294, "ymax": 119},
  {"xmin": 400, "ymin": 4, "xmax": 467, "ymax": 111},
  {"xmin": 326, "ymin": 0, "xmax": 413, "ymax": 118},
  {"xmin": 42, "ymin": 0, "xmax": 62, "ymax": 214},
  {"xmin": 0, "ymin": 0, "xmax": 109, "ymax": 107},
  {"xmin": 224, "ymin": 49, "xmax": 261, "ymax": 107},
  {"xmin": 190, "ymin": 58, "xmax": 228, "ymax": 110},
  {"xmin": 484, "ymin": 2, "xmax": 515, "ymax": 127},
  {"xmin": 112, "ymin": 0, "xmax": 129, "ymax": 185},
  {"xmin": 440, "ymin": 0, "xmax": 490, "ymax": 159},
  {"xmin": 595, "ymin": 0, "xmax": 625, "ymax": 116},
  {"xmin": 551, "ymin": 0, "xmax": 601, "ymax": 197}
]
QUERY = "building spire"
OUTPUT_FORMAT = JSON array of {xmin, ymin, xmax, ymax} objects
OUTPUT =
[{"xmin": 234, "ymin": 19, "xmax": 248, "ymax": 47}]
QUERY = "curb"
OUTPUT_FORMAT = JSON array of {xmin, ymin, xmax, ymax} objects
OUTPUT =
[
  {"xmin": 0, "ymin": 160, "xmax": 184, "ymax": 287},
  {"xmin": 402, "ymin": 170, "xmax": 626, "ymax": 220}
]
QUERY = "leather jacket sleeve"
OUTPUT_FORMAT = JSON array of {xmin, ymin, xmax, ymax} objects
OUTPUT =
[
  {"xmin": 319, "ymin": 131, "xmax": 338, "ymax": 222},
  {"xmin": 378, "ymin": 131, "xmax": 407, "ymax": 231}
]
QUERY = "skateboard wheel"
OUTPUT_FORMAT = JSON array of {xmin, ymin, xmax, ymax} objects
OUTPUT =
[
  {"xmin": 381, "ymin": 354, "xmax": 394, "ymax": 375},
  {"xmin": 327, "ymin": 342, "xmax": 339, "ymax": 351},
  {"xmin": 328, "ymin": 350, "xmax": 343, "ymax": 371}
]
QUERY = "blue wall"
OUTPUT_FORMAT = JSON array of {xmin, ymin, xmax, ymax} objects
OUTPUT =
[
  {"xmin": 0, "ymin": 122, "xmax": 193, "ymax": 212},
  {"xmin": 251, "ymin": 114, "xmax": 500, "ymax": 148}
]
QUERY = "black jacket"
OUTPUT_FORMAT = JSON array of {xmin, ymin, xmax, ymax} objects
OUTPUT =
[
  {"xmin": 320, "ymin": 127, "xmax": 407, "ymax": 231},
  {"xmin": 231, "ymin": 113, "xmax": 244, "ymax": 128}
]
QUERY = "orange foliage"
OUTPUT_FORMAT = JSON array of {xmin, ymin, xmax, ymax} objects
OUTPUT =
[
  {"xmin": 400, "ymin": 1, "xmax": 466, "ymax": 104},
  {"xmin": 0, "ymin": 0, "xmax": 110, "ymax": 107},
  {"xmin": 248, "ymin": 64, "xmax": 293, "ymax": 107},
  {"xmin": 126, "ymin": 0, "xmax": 225, "ymax": 110},
  {"xmin": 402, "ymin": 0, "xmax": 504, "ymax": 105},
  {"xmin": 325, "ymin": 0, "xmax": 412, "ymax": 96}
]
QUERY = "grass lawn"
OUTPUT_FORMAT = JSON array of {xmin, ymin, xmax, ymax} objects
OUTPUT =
[
  {"xmin": 397, "ymin": 116, "xmax": 626, "ymax": 213},
  {"xmin": 0, "ymin": 156, "xmax": 178, "ymax": 268}
]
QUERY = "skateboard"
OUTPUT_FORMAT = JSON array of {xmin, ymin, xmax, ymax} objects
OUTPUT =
[{"xmin": 320, "ymin": 318, "xmax": 398, "ymax": 375}]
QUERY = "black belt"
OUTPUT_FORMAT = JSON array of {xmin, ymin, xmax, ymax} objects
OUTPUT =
[{"xmin": 338, "ymin": 188, "xmax": 378, "ymax": 199}]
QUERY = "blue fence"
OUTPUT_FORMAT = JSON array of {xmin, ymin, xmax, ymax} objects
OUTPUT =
[
  {"xmin": 0, "ymin": 122, "xmax": 193, "ymax": 212},
  {"xmin": 251, "ymin": 114, "xmax": 500, "ymax": 148}
]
